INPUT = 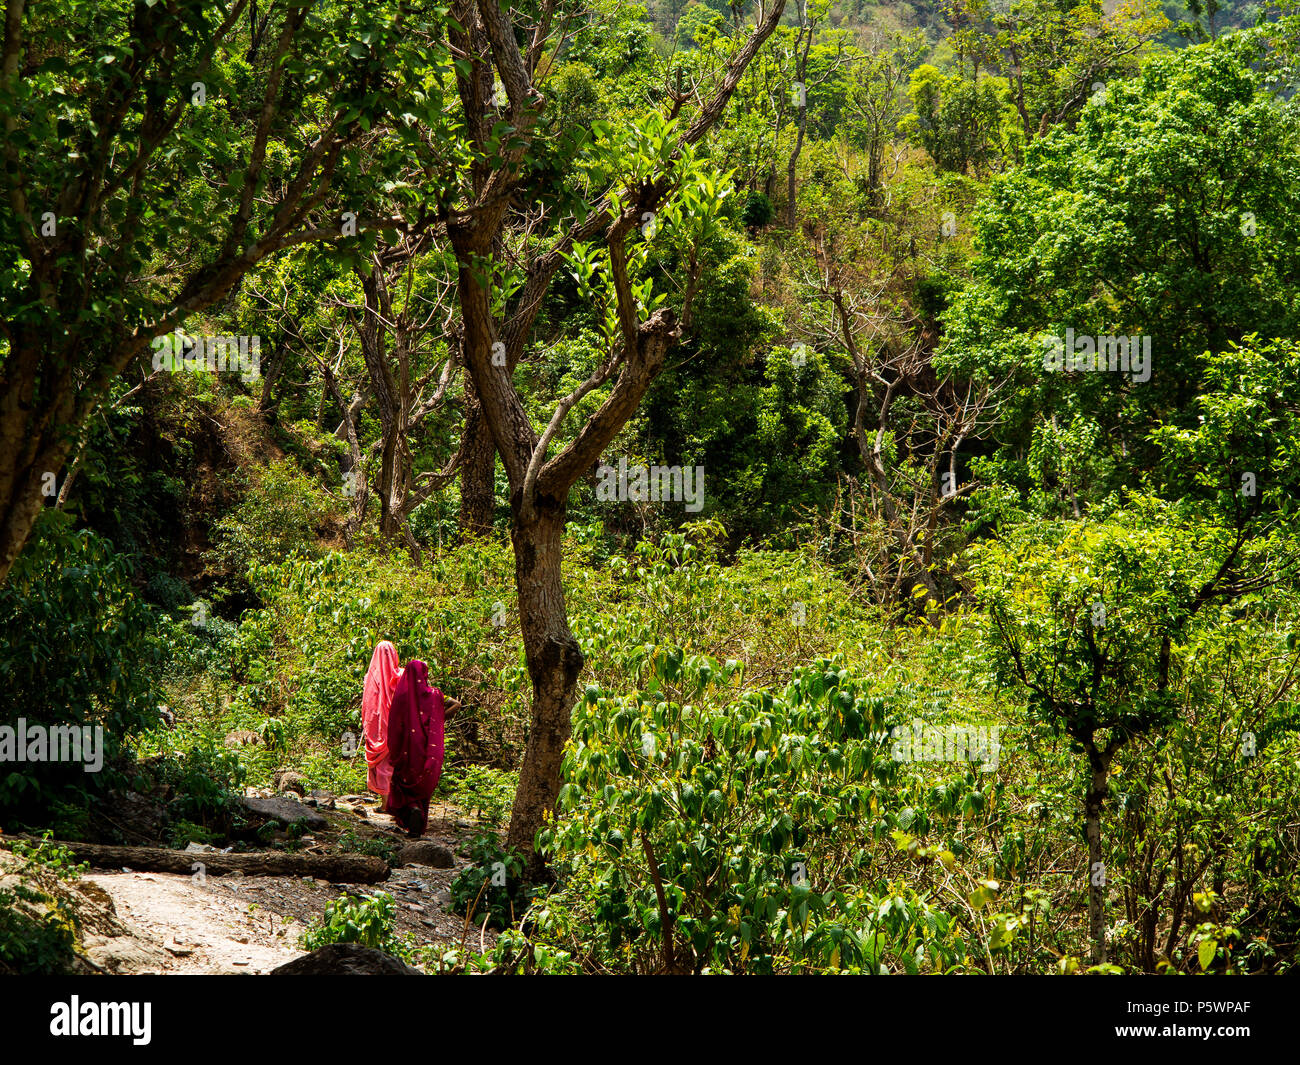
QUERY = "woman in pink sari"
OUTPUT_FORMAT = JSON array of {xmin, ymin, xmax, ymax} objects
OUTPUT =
[
  {"xmin": 384, "ymin": 659, "xmax": 458, "ymax": 837},
  {"xmin": 362, "ymin": 641, "xmax": 403, "ymax": 799}
]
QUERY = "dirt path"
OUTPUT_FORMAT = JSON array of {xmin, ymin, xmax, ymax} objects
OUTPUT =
[
  {"xmin": 86, "ymin": 871, "xmax": 308, "ymax": 974},
  {"xmin": 81, "ymin": 819, "xmax": 483, "ymax": 973}
]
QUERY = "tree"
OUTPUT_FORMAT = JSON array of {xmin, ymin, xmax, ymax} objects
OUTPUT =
[
  {"xmin": 939, "ymin": 36, "xmax": 1300, "ymax": 509},
  {"xmin": 943, "ymin": 0, "xmax": 1168, "ymax": 139},
  {"xmin": 899, "ymin": 64, "xmax": 1017, "ymax": 176},
  {"xmin": 781, "ymin": 0, "xmax": 839, "ymax": 227},
  {"xmin": 843, "ymin": 30, "xmax": 925, "ymax": 205},
  {"xmin": 971, "ymin": 333, "xmax": 1300, "ymax": 964},
  {"xmin": 428, "ymin": 0, "xmax": 787, "ymax": 870},
  {"xmin": 807, "ymin": 226, "xmax": 1008, "ymax": 615},
  {"xmin": 0, "ymin": 0, "xmax": 438, "ymax": 584},
  {"xmin": 347, "ymin": 245, "xmax": 461, "ymax": 556},
  {"xmin": 970, "ymin": 499, "xmax": 1283, "ymax": 963}
]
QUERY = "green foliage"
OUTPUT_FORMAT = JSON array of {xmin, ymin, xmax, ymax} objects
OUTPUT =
[
  {"xmin": 8, "ymin": 835, "xmax": 90, "ymax": 881},
  {"xmin": 299, "ymin": 891, "xmax": 412, "ymax": 961},
  {"xmin": 337, "ymin": 829, "xmax": 401, "ymax": 867},
  {"xmin": 675, "ymin": 2, "xmax": 727, "ymax": 48},
  {"xmin": 439, "ymin": 766, "xmax": 518, "ymax": 826},
  {"xmin": 537, "ymin": 653, "xmax": 994, "ymax": 973},
  {"xmin": 0, "ymin": 836, "xmax": 86, "ymax": 975},
  {"xmin": 940, "ymin": 37, "xmax": 1300, "ymax": 507},
  {"xmin": 153, "ymin": 743, "xmax": 248, "ymax": 843},
  {"xmin": 207, "ymin": 460, "xmax": 341, "ymax": 596},
  {"xmin": 0, "ymin": 513, "xmax": 165, "ymax": 823},
  {"xmin": 449, "ymin": 833, "xmax": 535, "ymax": 930},
  {"xmin": 0, "ymin": 882, "xmax": 80, "ymax": 975},
  {"xmin": 740, "ymin": 191, "xmax": 775, "ymax": 228},
  {"xmin": 900, "ymin": 66, "xmax": 1019, "ymax": 175},
  {"xmin": 969, "ymin": 500, "xmax": 1218, "ymax": 742}
]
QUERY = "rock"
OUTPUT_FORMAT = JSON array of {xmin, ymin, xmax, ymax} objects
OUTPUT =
[
  {"xmin": 274, "ymin": 770, "xmax": 309, "ymax": 796},
  {"xmin": 106, "ymin": 789, "xmax": 167, "ymax": 844},
  {"xmin": 0, "ymin": 850, "xmax": 166, "ymax": 975},
  {"xmin": 269, "ymin": 943, "xmax": 423, "ymax": 976},
  {"xmin": 224, "ymin": 730, "xmax": 261, "ymax": 748},
  {"xmin": 83, "ymin": 934, "xmax": 169, "ymax": 974},
  {"xmin": 239, "ymin": 795, "xmax": 328, "ymax": 831},
  {"xmin": 395, "ymin": 842, "xmax": 455, "ymax": 869}
]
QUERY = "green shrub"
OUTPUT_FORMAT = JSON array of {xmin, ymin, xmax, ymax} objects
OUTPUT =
[
  {"xmin": 153, "ymin": 743, "xmax": 248, "ymax": 843},
  {"xmin": 740, "ymin": 191, "xmax": 774, "ymax": 228},
  {"xmin": 439, "ymin": 766, "xmax": 517, "ymax": 825},
  {"xmin": 448, "ymin": 832, "xmax": 535, "ymax": 930},
  {"xmin": 337, "ymin": 829, "xmax": 400, "ymax": 866},
  {"xmin": 0, "ymin": 512, "xmax": 165, "ymax": 825},
  {"xmin": 299, "ymin": 891, "xmax": 411, "ymax": 960},
  {"xmin": 207, "ymin": 460, "xmax": 340, "ymax": 595},
  {"xmin": 0, "ymin": 836, "xmax": 88, "ymax": 975}
]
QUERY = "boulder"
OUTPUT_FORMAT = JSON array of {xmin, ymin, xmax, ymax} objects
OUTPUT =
[
  {"xmin": 395, "ymin": 841, "xmax": 455, "ymax": 869},
  {"xmin": 239, "ymin": 795, "xmax": 328, "ymax": 832},
  {"xmin": 273, "ymin": 770, "xmax": 309, "ymax": 796},
  {"xmin": 0, "ymin": 849, "xmax": 167, "ymax": 974},
  {"xmin": 269, "ymin": 943, "xmax": 422, "ymax": 976}
]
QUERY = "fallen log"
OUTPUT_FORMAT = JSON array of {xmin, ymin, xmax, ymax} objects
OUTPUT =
[{"xmin": 2, "ymin": 837, "xmax": 389, "ymax": 883}]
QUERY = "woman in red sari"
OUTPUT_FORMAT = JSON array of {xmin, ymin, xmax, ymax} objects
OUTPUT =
[
  {"xmin": 384, "ymin": 659, "xmax": 459, "ymax": 837},
  {"xmin": 362, "ymin": 641, "xmax": 402, "ymax": 798}
]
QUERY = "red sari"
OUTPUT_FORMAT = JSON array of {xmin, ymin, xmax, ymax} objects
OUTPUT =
[
  {"xmin": 362, "ymin": 641, "xmax": 402, "ymax": 797},
  {"xmin": 383, "ymin": 659, "xmax": 445, "ymax": 837}
]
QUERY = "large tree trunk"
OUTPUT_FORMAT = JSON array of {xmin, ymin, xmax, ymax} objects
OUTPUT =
[
  {"xmin": 458, "ymin": 378, "xmax": 497, "ymax": 538},
  {"xmin": 504, "ymin": 497, "xmax": 584, "ymax": 875},
  {"xmin": 0, "ymin": 333, "xmax": 80, "ymax": 583}
]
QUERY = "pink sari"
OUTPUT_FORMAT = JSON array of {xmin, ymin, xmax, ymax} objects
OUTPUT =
[
  {"xmin": 383, "ymin": 660, "xmax": 445, "ymax": 837},
  {"xmin": 362, "ymin": 641, "xmax": 402, "ymax": 797}
]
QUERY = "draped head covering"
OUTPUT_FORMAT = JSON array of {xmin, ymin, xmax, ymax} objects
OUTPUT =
[
  {"xmin": 383, "ymin": 659, "xmax": 445, "ymax": 837},
  {"xmin": 362, "ymin": 640, "xmax": 402, "ymax": 796}
]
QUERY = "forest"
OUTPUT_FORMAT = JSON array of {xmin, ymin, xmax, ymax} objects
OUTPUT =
[{"xmin": 0, "ymin": 0, "xmax": 1298, "ymax": 984}]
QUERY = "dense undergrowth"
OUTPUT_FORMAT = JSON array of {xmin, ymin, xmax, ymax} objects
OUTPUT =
[{"xmin": 21, "ymin": 510, "xmax": 1283, "ymax": 975}]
